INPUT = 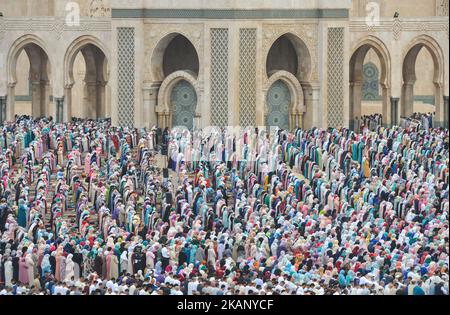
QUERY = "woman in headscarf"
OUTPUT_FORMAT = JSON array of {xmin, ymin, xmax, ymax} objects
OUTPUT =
[
  {"xmin": 59, "ymin": 252, "xmax": 67, "ymax": 282},
  {"xmin": 120, "ymin": 250, "xmax": 128, "ymax": 275},
  {"xmin": 145, "ymin": 247, "xmax": 155, "ymax": 271},
  {"xmin": 83, "ymin": 250, "xmax": 94, "ymax": 278},
  {"xmin": 18, "ymin": 251, "xmax": 29, "ymax": 285},
  {"xmin": 4, "ymin": 256, "xmax": 13, "ymax": 287},
  {"xmin": 17, "ymin": 198, "xmax": 28, "ymax": 228},
  {"xmin": 207, "ymin": 244, "xmax": 217, "ymax": 270},
  {"xmin": 41, "ymin": 254, "xmax": 51, "ymax": 277},
  {"xmin": 338, "ymin": 270, "xmax": 347, "ymax": 288},
  {"xmin": 65, "ymin": 254, "xmax": 75, "ymax": 282},
  {"xmin": 94, "ymin": 248, "xmax": 103, "ymax": 276},
  {"xmin": 55, "ymin": 250, "xmax": 62, "ymax": 282},
  {"xmin": 49, "ymin": 250, "xmax": 57, "ymax": 276},
  {"xmin": 109, "ymin": 251, "xmax": 119, "ymax": 280}
]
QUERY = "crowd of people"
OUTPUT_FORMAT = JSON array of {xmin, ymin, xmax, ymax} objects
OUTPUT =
[
  {"xmin": 357, "ymin": 114, "xmax": 383, "ymax": 132},
  {"xmin": 0, "ymin": 114, "xmax": 448, "ymax": 295},
  {"xmin": 401, "ymin": 113, "xmax": 435, "ymax": 131}
]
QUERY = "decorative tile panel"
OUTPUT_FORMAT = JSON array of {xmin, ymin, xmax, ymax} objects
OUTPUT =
[
  {"xmin": 210, "ymin": 28, "xmax": 229, "ymax": 127},
  {"xmin": 171, "ymin": 80, "xmax": 197, "ymax": 130},
  {"xmin": 327, "ymin": 27, "xmax": 344, "ymax": 128},
  {"xmin": 239, "ymin": 28, "xmax": 257, "ymax": 127},
  {"xmin": 266, "ymin": 80, "xmax": 290, "ymax": 130},
  {"xmin": 362, "ymin": 62, "xmax": 380, "ymax": 100},
  {"xmin": 117, "ymin": 27, "xmax": 135, "ymax": 127}
]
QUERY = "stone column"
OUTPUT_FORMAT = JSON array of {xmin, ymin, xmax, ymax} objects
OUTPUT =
[
  {"xmin": 292, "ymin": 113, "xmax": 298, "ymax": 130},
  {"xmin": 444, "ymin": 96, "xmax": 449, "ymax": 129},
  {"xmin": 31, "ymin": 81, "xmax": 43, "ymax": 118},
  {"xmin": 156, "ymin": 112, "xmax": 162, "ymax": 129},
  {"xmin": 55, "ymin": 97, "xmax": 64, "ymax": 123},
  {"xmin": 390, "ymin": 97, "xmax": 399, "ymax": 126},
  {"xmin": 381, "ymin": 85, "xmax": 391, "ymax": 127},
  {"xmin": 0, "ymin": 96, "xmax": 6, "ymax": 124},
  {"xmin": 64, "ymin": 84, "xmax": 73, "ymax": 123},
  {"xmin": 433, "ymin": 84, "xmax": 444, "ymax": 127},
  {"xmin": 85, "ymin": 81, "xmax": 98, "ymax": 118},
  {"xmin": 97, "ymin": 81, "xmax": 107, "ymax": 118},
  {"xmin": 147, "ymin": 82, "xmax": 161, "ymax": 129},
  {"xmin": 308, "ymin": 83, "xmax": 321, "ymax": 129},
  {"xmin": 401, "ymin": 81, "xmax": 414, "ymax": 118},
  {"xmin": 164, "ymin": 112, "xmax": 168, "ymax": 129},
  {"xmin": 349, "ymin": 81, "xmax": 363, "ymax": 131},
  {"xmin": 41, "ymin": 80, "xmax": 50, "ymax": 118},
  {"xmin": 7, "ymin": 83, "xmax": 16, "ymax": 121}
]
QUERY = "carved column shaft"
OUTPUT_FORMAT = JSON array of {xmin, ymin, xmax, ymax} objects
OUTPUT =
[{"xmin": 0, "ymin": 96, "xmax": 7, "ymax": 124}]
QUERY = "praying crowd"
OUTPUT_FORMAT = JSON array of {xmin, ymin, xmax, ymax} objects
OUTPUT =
[
  {"xmin": 357, "ymin": 114, "xmax": 383, "ymax": 132},
  {"xmin": 0, "ymin": 115, "xmax": 448, "ymax": 295}
]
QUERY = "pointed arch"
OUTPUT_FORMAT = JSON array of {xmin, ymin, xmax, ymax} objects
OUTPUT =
[
  {"xmin": 401, "ymin": 35, "xmax": 445, "ymax": 123},
  {"xmin": 349, "ymin": 35, "xmax": 392, "ymax": 128},
  {"xmin": 63, "ymin": 35, "xmax": 110, "ymax": 121},
  {"xmin": 6, "ymin": 34, "xmax": 52, "ymax": 119},
  {"xmin": 150, "ymin": 32, "xmax": 200, "ymax": 82},
  {"xmin": 265, "ymin": 32, "xmax": 312, "ymax": 82}
]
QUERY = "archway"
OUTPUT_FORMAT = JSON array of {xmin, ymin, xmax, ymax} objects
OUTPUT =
[
  {"xmin": 7, "ymin": 35, "xmax": 52, "ymax": 120},
  {"xmin": 157, "ymin": 71, "xmax": 200, "ymax": 130},
  {"xmin": 401, "ymin": 36, "xmax": 445, "ymax": 126},
  {"xmin": 64, "ymin": 36, "xmax": 109, "ymax": 122},
  {"xmin": 349, "ymin": 37, "xmax": 390, "ymax": 130},
  {"xmin": 152, "ymin": 33, "xmax": 200, "ymax": 128},
  {"xmin": 151, "ymin": 33, "xmax": 199, "ymax": 82},
  {"xmin": 265, "ymin": 33, "xmax": 310, "ymax": 130}
]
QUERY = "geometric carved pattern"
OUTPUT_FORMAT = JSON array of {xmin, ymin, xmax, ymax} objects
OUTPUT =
[
  {"xmin": 362, "ymin": 62, "xmax": 380, "ymax": 100},
  {"xmin": 266, "ymin": 80, "xmax": 290, "ymax": 130},
  {"xmin": 117, "ymin": 27, "xmax": 135, "ymax": 127},
  {"xmin": 392, "ymin": 18, "xmax": 402, "ymax": 41},
  {"xmin": 210, "ymin": 28, "xmax": 229, "ymax": 127},
  {"xmin": 327, "ymin": 27, "xmax": 344, "ymax": 128},
  {"xmin": 239, "ymin": 28, "xmax": 257, "ymax": 127},
  {"xmin": 171, "ymin": 80, "xmax": 197, "ymax": 130}
]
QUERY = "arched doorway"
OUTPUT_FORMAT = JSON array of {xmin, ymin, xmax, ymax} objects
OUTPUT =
[
  {"xmin": 64, "ymin": 36, "xmax": 109, "ymax": 121},
  {"xmin": 152, "ymin": 33, "xmax": 200, "ymax": 128},
  {"xmin": 401, "ymin": 36, "xmax": 444, "ymax": 126},
  {"xmin": 265, "ymin": 33, "xmax": 309, "ymax": 130},
  {"xmin": 349, "ymin": 37, "xmax": 390, "ymax": 130},
  {"xmin": 7, "ymin": 36, "xmax": 52, "ymax": 120},
  {"xmin": 171, "ymin": 80, "xmax": 197, "ymax": 130}
]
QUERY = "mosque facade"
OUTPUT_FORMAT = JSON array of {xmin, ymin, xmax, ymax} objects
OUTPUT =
[{"xmin": 0, "ymin": 0, "xmax": 448, "ymax": 129}]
